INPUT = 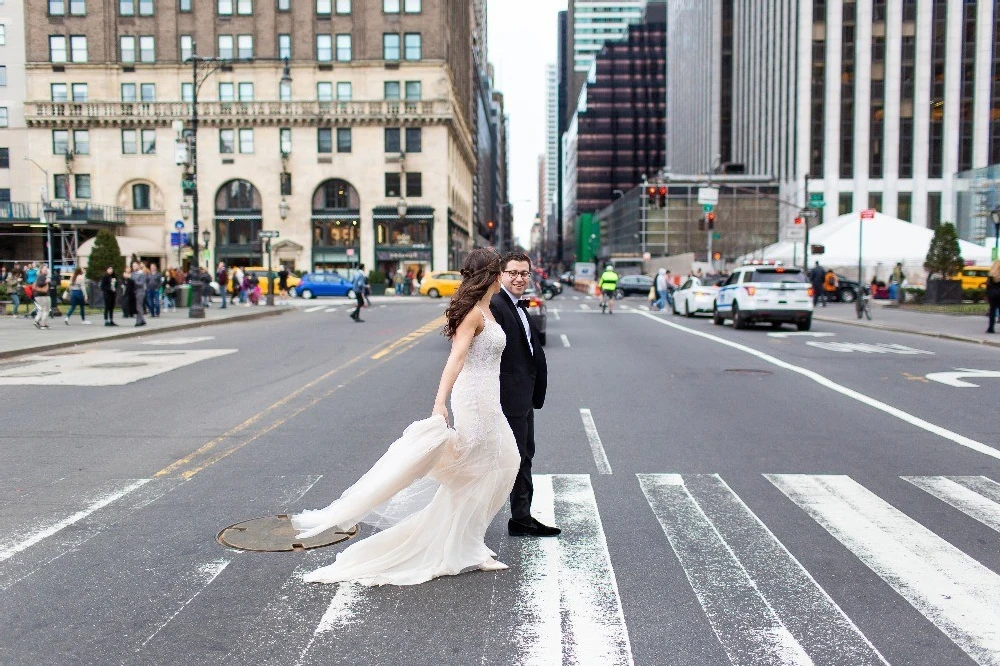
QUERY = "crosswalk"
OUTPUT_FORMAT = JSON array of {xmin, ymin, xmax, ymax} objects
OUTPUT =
[{"xmin": 2, "ymin": 472, "xmax": 998, "ymax": 665}]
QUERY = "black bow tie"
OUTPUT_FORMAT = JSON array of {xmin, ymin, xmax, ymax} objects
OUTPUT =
[{"xmin": 517, "ymin": 299, "xmax": 530, "ymax": 310}]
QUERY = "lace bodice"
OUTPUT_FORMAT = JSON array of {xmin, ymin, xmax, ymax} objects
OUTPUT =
[{"xmin": 459, "ymin": 307, "xmax": 506, "ymax": 377}]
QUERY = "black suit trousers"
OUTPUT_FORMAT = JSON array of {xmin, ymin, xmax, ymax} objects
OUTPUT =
[{"xmin": 507, "ymin": 409, "xmax": 535, "ymax": 520}]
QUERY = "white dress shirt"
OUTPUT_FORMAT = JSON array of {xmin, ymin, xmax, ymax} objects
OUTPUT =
[{"xmin": 502, "ymin": 286, "xmax": 533, "ymax": 355}]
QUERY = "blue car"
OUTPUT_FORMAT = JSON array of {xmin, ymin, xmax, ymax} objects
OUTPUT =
[{"xmin": 294, "ymin": 272, "xmax": 357, "ymax": 299}]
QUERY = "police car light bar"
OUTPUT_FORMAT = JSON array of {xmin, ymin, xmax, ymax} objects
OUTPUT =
[{"xmin": 743, "ymin": 259, "xmax": 782, "ymax": 266}]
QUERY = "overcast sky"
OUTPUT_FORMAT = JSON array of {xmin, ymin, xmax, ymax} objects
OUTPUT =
[{"xmin": 487, "ymin": 0, "xmax": 567, "ymax": 246}]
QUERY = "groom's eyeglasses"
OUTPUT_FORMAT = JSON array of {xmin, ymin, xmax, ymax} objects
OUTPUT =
[{"xmin": 503, "ymin": 270, "xmax": 531, "ymax": 280}]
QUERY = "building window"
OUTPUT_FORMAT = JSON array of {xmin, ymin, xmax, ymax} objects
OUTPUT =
[
  {"xmin": 70, "ymin": 0, "xmax": 86, "ymax": 15},
  {"xmin": 139, "ymin": 36, "xmax": 155, "ymax": 63},
  {"xmin": 316, "ymin": 34, "xmax": 332, "ymax": 61},
  {"xmin": 384, "ymin": 81, "xmax": 400, "ymax": 100},
  {"xmin": 140, "ymin": 83, "xmax": 155, "ymax": 101},
  {"xmin": 0, "ymin": 108, "xmax": 7, "ymax": 128},
  {"xmin": 218, "ymin": 0, "xmax": 233, "ymax": 14},
  {"xmin": 317, "ymin": 82, "xmax": 333, "ymax": 101},
  {"xmin": 120, "ymin": 0, "xmax": 135, "ymax": 15},
  {"xmin": 316, "ymin": 0, "xmax": 331, "ymax": 15},
  {"xmin": 132, "ymin": 183, "xmax": 150, "ymax": 210},
  {"xmin": 52, "ymin": 84, "xmax": 68, "ymax": 101},
  {"xmin": 403, "ymin": 33, "xmax": 421, "ymax": 60},
  {"xmin": 181, "ymin": 82, "xmax": 193, "ymax": 102},
  {"xmin": 122, "ymin": 129, "xmax": 138, "ymax": 153},
  {"xmin": 53, "ymin": 130, "xmax": 70, "ymax": 155},
  {"xmin": 72, "ymin": 83, "xmax": 88, "ymax": 101},
  {"xmin": 50, "ymin": 36, "xmax": 68, "ymax": 63},
  {"xmin": 71, "ymin": 36, "xmax": 88, "ymax": 62},
  {"xmin": 277, "ymin": 0, "xmax": 290, "ymax": 10},
  {"xmin": 336, "ymin": 34, "xmax": 351, "ymax": 61},
  {"xmin": 279, "ymin": 80, "xmax": 291, "ymax": 101},
  {"xmin": 219, "ymin": 82, "xmax": 235, "ymax": 101},
  {"xmin": 0, "ymin": 189, "xmax": 9, "ymax": 203},
  {"xmin": 383, "ymin": 0, "xmax": 399, "ymax": 12},
  {"xmin": 218, "ymin": 35, "xmax": 234, "ymax": 59},
  {"xmin": 404, "ymin": 0, "xmax": 420, "ymax": 11},
  {"xmin": 406, "ymin": 172, "xmax": 421, "ymax": 197},
  {"xmin": 239, "ymin": 128, "xmax": 254, "ymax": 153},
  {"xmin": 405, "ymin": 81, "xmax": 421, "ymax": 100},
  {"xmin": 74, "ymin": 174, "xmax": 91, "ymax": 199},
  {"xmin": 0, "ymin": 148, "xmax": 8, "ymax": 168},
  {"xmin": 278, "ymin": 34, "xmax": 291, "ymax": 59},
  {"xmin": 0, "ymin": 67, "xmax": 6, "ymax": 87},
  {"xmin": 337, "ymin": 128, "xmax": 351, "ymax": 152},
  {"xmin": 180, "ymin": 35, "xmax": 193, "ymax": 62},
  {"xmin": 180, "ymin": 0, "xmax": 191, "ymax": 11},
  {"xmin": 138, "ymin": 0, "xmax": 154, "ymax": 15},
  {"xmin": 54, "ymin": 175, "xmax": 70, "ymax": 200},
  {"xmin": 280, "ymin": 172, "xmax": 292, "ymax": 196},
  {"xmin": 897, "ymin": 192, "xmax": 912, "ymax": 222},
  {"xmin": 238, "ymin": 82, "xmax": 254, "ymax": 101},
  {"xmin": 0, "ymin": 26, "xmax": 6, "ymax": 46},
  {"xmin": 237, "ymin": 35, "xmax": 253, "ymax": 59},
  {"xmin": 237, "ymin": 0, "xmax": 252, "ymax": 14},
  {"xmin": 120, "ymin": 36, "xmax": 136, "ymax": 62},
  {"xmin": 141, "ymin": 129, "xmax": 156, "ymax": 154},
  {"xmin": 405, "ymin": 127, "xmax": 421, "ymax": 153},
  {"xmin": 336, "ymin": 0, "xmax": 350, "ymax": 12},
  {"xmin": 317, "ymin": 128, "xmax": 332, "ymax": 153},
  {"xmin": 280, "ymin": 127, "xmax": 292, "ymax": 154},
  {"xmin": 73, "ymin": 129, "xmax": 89, "ymax": 154},
  {"xmin": 383, "ymin": 34, "xmax": 400, "ymax": 60},
  {"xmin": 385, "ymin": 172, "xmax": 401, "ymax": 197},
  {"xmin": 121, "ymin": 83, "xmax": 136, "ymax": 101},
  {"xmin": 337, "ymin": 82, "xmax": 352, "ymax": 100},
  {"xmin": 49, "ymin": 0, "xmax": 66, "ymax": 15},
  {"xmin": 385, "ymin": 128, "xmax": 401, "ymax": 153},
  {"xmin": 220, "ymin": 129, "xmax": 235, "ymax": 154}
]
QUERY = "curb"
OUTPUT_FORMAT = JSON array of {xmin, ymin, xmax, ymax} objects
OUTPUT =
[
  {"xmin": 0, "ymin": 307, "xmax": 291, "ymax": 360},
  {"xmin": 813, "ymin": 314, "xmax": 1000, "ymax": 349}
]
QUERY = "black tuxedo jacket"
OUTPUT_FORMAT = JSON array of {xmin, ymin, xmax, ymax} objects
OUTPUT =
[{"xmin": 490, "ymin": 292, "xmax": 547, "ymax": 417}]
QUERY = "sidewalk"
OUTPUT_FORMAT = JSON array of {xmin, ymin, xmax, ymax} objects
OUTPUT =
[
  {"xmin": 0, "ymin": 301, "xmax": 290, "ymax": 359},
  {"xmin": 813, "ymin": 300, "xmax": 1000, "ymax": 348}
]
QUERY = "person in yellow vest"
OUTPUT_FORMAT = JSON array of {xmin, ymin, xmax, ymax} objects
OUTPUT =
[
  {"xmin": 822, "ymin": 269, "xmax": 839, "ymax": 306},
  {"xmin": 599, "ymin": 265, "xmax": 620, "ymax": 314}
]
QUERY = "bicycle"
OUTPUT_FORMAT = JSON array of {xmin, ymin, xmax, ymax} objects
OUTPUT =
[
  {"xmin": 855, "ymin": 284, "xmax": 872, "ymax": 320},
  {"xmin": 599, "ymin": 288, "xmax": 617, "ymax": 313}
]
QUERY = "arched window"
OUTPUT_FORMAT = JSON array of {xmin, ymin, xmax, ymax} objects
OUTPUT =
[
  {"xmin": 312, "ymin": 179, "xmax": 360, "ymax": 211},
  {"xmin": 132, "ymin": 183, "xmax": 151, "ymax": 210},
  {"xmin": 215, "ymin": 179, "xmax": 261, "ymax": 210}
]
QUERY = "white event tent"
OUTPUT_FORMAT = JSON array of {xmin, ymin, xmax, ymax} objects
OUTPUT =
[{"xmin": 738, "ymin": 211, "xmax": 994, "ymax": 284}]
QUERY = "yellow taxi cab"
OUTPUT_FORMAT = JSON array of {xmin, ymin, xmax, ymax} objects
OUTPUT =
[
  {"xmin": 227, "ymin": 267, "xmax": 301, "ymax": 295},
  {"xmin": 959, "ymin": 265, "xmax": 990, "ymax": 290},
  {"xmin": 418, "ymin": 271, "xmax": 462, "ymax": 298}
]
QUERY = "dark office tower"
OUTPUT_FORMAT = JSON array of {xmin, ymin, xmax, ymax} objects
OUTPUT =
[{"xmin": 574, "ymin": 20, "xmax": 666, "ymax": 215}]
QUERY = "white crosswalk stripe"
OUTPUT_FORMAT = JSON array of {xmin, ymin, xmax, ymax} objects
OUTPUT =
[
  {"xmin": 769, "ymin": 474, "xmax": 1000, "ymax": 665},
  {"xmin": 903, "ymin": 475, "xmax": 1000, "ymax": 533}
]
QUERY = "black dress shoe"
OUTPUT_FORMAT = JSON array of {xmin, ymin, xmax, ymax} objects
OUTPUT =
[{"xmin": 508, "ymin": 517, "xmax": 561, "ymax": 537}]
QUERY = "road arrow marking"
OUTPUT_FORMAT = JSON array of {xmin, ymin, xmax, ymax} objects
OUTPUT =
[
  {"xmin": 925, "ymin": 368, "xmax": 1000, "ymax": 388},
  {"xmin": 767, "ymin": 332, "xmax": 835, "ymax": 338}
]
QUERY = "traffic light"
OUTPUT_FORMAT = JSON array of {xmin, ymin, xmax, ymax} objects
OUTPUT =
[
  {"xmin": 713, "ymin": 252, "xmax": 722, "ymax": 261},
  {"xmin": 646, "ymin": 186, "xmax": 658, "ymax": 209},
  {"xmin": 657, "ymin": 186, "xmax": 666, "ymax": 207},
  {"xmin": 486, "ymin": 220, "xmax": 496, "ymax": 242},
  {"xmin": 707, "ymin": 212, "xmax": 716, "ymax": 230}
]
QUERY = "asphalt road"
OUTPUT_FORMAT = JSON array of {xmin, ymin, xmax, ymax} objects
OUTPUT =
[{"xmin": 1, "ymin": 294, "xmax": 998, "ymax": 666}]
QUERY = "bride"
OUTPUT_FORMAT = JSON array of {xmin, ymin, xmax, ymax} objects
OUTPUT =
[{"xmin": 291, "ymin": 248, "xmax": 521, "ymax": 586}]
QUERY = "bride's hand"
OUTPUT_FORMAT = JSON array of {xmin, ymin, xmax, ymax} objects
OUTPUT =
[{"xmin": 432, "ymin": 403, "xmax": 449, "ymax": 427}]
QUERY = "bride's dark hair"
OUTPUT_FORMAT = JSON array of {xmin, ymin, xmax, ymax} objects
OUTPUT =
[{"xmin": 443, "ymin": 247, "xmax": 502, "ymax": 338}]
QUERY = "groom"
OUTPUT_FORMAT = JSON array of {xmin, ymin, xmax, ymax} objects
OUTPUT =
[{"xmin": 491, "ymin": 252, "xmax": 560, "ymax": 537}]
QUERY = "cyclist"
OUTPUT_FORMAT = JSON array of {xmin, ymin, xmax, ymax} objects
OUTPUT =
[{"xmin": 598, "ymin": 264, "xmax": 620, "ymax": 314}]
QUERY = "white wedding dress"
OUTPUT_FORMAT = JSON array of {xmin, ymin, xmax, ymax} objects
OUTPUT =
[{"xmin": 291, "ymin": 307, "xmax": 521, "ymax": 586}]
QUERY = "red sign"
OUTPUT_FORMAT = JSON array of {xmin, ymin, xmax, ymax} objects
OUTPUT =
[
  {"xmin": 793, "ymin": 217, "xmax": 804, "ymax": 226},
  {"xmin": 860, "ymin": 209, "xmax": 877, "ymax": 219}
]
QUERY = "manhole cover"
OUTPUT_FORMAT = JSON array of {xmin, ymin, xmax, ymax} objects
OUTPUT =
[
  {"xmin": 90, "ymin": 362, "xmax": 148, "ymax": 369},
  {"xmin": 217, "ymin": 514, "xmax": 358, "ymax": 552},
  {"xmin": 724, "ymin": 368, "xmax": 773, "ymax": 376}
]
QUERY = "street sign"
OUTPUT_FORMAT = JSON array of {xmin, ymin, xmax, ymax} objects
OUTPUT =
[
  {"xmin": 860, "ymin": 208, "xmax": 877, "ymax": 220},
  {"xmin": 257, "ymin": 230, "xmax": 280, "ymax": 239},
  {"xmin": 181, "ymin": 179, "xmax": 195, "ymax": 191},
  {"xmin": 698, "ymin": 187, "xmax": 719, "ymax": 205},
  {"xmin": 712, "ymin": 232, "xmax": 721, "ymax": 240},
  {"xmin": 174, "ymin": 220, "xmax": 185, "ymax": 230},
  {"xmin": 169, "ymin": 232, "xmax": 189, "ymax": 247},
  {"xmin": 702, "ymin": 204, "xmax": 714, "ymax": 213},
  {"xmin": 346, "ymin": 248, "xmax": 355, "ymax": 256},
  {"xmin": 808, "ymin": 193, "xmax": 825, "ymax": 209},
  {"xmin": 811, "ymin": 244, "xmax": 825, "ymax": 254},
  {"xmin": 800, "ymin": 208, "xmax": 819, "ymax": 218},
  {"xmin": 786, "ymin": 217, "xmax": 806, "ymax": 241}
]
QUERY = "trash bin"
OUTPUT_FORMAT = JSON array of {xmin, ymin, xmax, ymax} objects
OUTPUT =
[{"xmin": 175, "ymin": 284, "xmax": 192, "ymax": 308}]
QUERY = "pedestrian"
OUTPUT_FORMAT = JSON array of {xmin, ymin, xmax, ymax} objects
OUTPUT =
[
  {"xmin": 406, "ymin": 269, "xmax": 415, "ymax": 296},
  {"xmin": 890, "ymin": 262, "xmax": 905, "ymax": 302},
  {"xmin": 163, "ymin": 267, "xmax": 177, "ymax": 311},
  {"xmin": 653, "ymin": 268, "xmax": 669, "ymax": 311},
  {"xmin": 25, "ymin": 262, "xmax": 38, "ymax": 287},
  {"xmin": 363, "ymin": 271, "xmax": 372, "ymax": 307},
  {"xmin": 986, "ymin": 260, "xmax": 1000, "ymax": 334},
  {"xmin": 146, "ymin": 263, "xmax": 162, "ymax": 317},
  {"xmin": 5, "ymin": 264, "xmax": 24, "ymax": 317},
  {"xmin": 32, "ymin": 264, "xmax": 52, "ymax": 329},
  {"xmin": 132, "ymin": 261, "xmax": 147, "ymax": 327},
  {"xmin": 808, "ymin": 261, "xmax": 826, "ymax": 306},
  {"xmin": 393, "ymin": 269, "xmax": 405, "ymax": 295},
  {"xmin": 350, "ymin": 264, "xmax": 367, "ymax": 322},
  {"xmin": 247, "ymin": 271, "xmax": 260, "ymax": 305},
  {"xmin": 277, "ymin": 264, "xmax": 289, "ymax": 303},
  {"xmin": 232, "ymin": 266, "xmax": 245, "ymax": 304},
  {"xmin": 216, "ymin": 262, "xmax": 228, "ymax": 310},
  {"xmin": 122, "ymin": 267, "xmax": 135, "ymax": 318},
  {"xmin": 822, "ymin": 267, "xmax": 838, "ymax": 306},
  {"xmin": 63, "ymin": 267, "xmax": 90, "ymax": 325},
  {"xmin": 99, "ymin": 266, "xmax": 118, "ymax": 326}
]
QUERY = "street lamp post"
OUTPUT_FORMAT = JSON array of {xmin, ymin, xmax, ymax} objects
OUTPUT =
[
  {"xmin": 265, "ymin": 198, "xmax": 289, "ymax": 307},
  {"xmin": 397, "ymin": 197, "xmax": 408, "ymax": 271},
  {"xmin": 42, "ymin": 205, "xmax": 58, "ymax": 313},
  {"xmin": 991, "ymin": 207, "xmax": 1000, "ymax": 262},
  {"xmin": 179, "ymin": 199, "xmax": 191, "ymax": 271}
]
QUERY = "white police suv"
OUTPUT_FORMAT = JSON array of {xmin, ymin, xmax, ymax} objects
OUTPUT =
[{"xmin": 713, "ymin": 261, "xmax": 814, "ymax": 330}]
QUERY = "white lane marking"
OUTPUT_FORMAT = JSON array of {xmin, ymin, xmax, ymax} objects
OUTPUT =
[
  {"xmin": 638, "ymin": 474, "xmax": 886, "ymax": 666},
  {"xmin": 925, "ymin": 369, "xmax": 1000, "ymax": 388},
  {"xmin": 768, "ymin": 332, "xmax": 835, "ymax": 338},
  {"xmin": 141, "ymin": 336, "xmax": 215, "ymax": 345},
  {"xmin": 141, "ymin": 559, "xmax": 230, "ymax": 647},
  {"xmin": 635, "ymin": 310, "xmax": 1000, "ymax": 461},
  {"xmin": 806, "ymin": 341, "xmax": 934, "ymax": 355},
  {"xmin": 769, "ymin": 474, "xmax": 1000, "ymax": 663},
  {"xmin": 0, "ymin": 479, "xmax": 150, "ymax": 562},
  {"xmin": 619, "ymin": 304, "xmax": 632, "ymax": 310},
  {"xmin": 296, "ymin": 582, "xmax": 368, "ymax": 665},
  {"xmin": 552, "ymin": 309, "xmax": 561, "ymax": 320},
  {"xmin": 560, "ymin": 334, "xmax": 571, "ymax": 348},
  {"xmin": 0, "ymin": 350, "xmax": 238, "ymax": 386},
  {"xmin": 573, "ymin": 295, "xmax": 581, "ymax": 300},
  {"xmin": 554, "ymin": 474, "xmax": 634, "ymax": 666},
  {"xmin": 323, "ymin": 308, "xmax": 339, "ymax": 313},
  {"xmin": 580, "ymin": 303, "xmax": 591, "ymax": 310},
  {"xmin": 903, "ymin": 476, "xmax": 1000, "ymax": 533},
  {"xmin": 579, "ymin": 409, "xmax": 612, "ymax": 475},
  {"xmin": 509, "ymin": 474, "xmax": 562, "ymax": 666},
  {"xmin": 305, "ymin": 306, "xmax": 326, "ymax": 313}
]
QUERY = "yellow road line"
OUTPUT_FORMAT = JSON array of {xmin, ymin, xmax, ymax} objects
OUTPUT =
[{"xmin": 154, "ymin": 316, "xmax": 444, "ymax": 480}]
